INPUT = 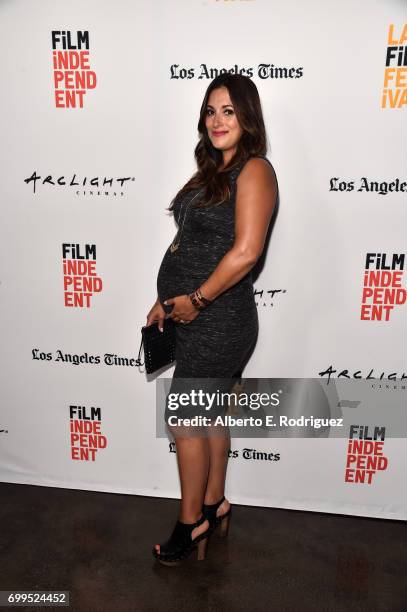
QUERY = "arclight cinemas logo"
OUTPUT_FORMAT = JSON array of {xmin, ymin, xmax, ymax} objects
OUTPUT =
[
  {"xmin": 63, "ymin": 243, "xmax": 103, "ymax": 308},
  {"xmin": 345, "ymin": 425, "xmax": 388, "ymax": 485},
  {"xmin": 361, "ymin": 253, "xmax": 406, "ymax": 321},
  {"xmin": 52, "ymin": 30, "xmax": 97, "ymax": 108},
  {"xmin": 24, "ymin": 171, "xmax": 135, "ymax": 196},
  {"xmin": 69, "ymin": 405, "xmax": 107, "ymax": 461}
]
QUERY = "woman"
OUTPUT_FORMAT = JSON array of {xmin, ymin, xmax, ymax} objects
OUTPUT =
[{"xmin": 146, "ymin": 73, "xmax": 277, "ymax": 565}]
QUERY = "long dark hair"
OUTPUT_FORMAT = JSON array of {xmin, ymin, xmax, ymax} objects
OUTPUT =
[{"xmin": 168, "ymin": 73, "xmax": 269, "ymax": 210}]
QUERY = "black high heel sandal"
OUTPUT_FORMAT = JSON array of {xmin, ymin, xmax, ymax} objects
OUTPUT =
[
  {"xmin": 152, "ymin": 514, "xmax": 210, "ymax": 566},
  {"xmin": 202, "ymin": 496, "xmax": 232, "ymax": 538}
]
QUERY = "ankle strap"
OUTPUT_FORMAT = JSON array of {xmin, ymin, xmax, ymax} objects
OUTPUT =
[
  {"xmin": 179, "ymin": 513, "xmax": 206, "ymax": 526},
  {"xmin": 203, "ymin": 496, "xmax": 225, "ymax": 510}
]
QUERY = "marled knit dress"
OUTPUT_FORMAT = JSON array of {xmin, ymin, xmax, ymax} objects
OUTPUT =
[{"xmin": 156, "ymin": 156, "xmax": 272, "ymax": 419}]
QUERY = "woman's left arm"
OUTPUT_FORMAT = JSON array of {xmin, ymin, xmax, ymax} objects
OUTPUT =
[{"xmin": 200, "ymin": 157, "xmax": 277, "ymax": 301}]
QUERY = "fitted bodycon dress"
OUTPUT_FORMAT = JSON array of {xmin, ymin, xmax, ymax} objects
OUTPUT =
[{"xmin": 156, "ymin": 155, "xmax": 273, "ymax": 421}]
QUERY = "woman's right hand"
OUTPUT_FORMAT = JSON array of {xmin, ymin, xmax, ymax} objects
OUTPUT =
[{"xmin": 146, "ymin": 298, "xmax": 167, "ymax": 332}]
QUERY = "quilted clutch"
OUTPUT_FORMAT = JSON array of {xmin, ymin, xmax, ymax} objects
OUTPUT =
[{"xmin": 137, "ymin": 318, "xmax": 176, "ymax": 374}]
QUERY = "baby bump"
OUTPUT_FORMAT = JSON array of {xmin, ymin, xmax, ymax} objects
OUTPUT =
[
  {"xmin": 156, "ymin": 238, "xmax": 234, "ymax": 305},
  {"xmin": 157, "ymin": 260, "xmax": 218, "ymax": 306}
]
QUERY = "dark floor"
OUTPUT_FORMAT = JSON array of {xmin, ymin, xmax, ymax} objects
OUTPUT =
[{"xmin": 0, "ymin": 483, "xmax": 406, "ymax": 612}]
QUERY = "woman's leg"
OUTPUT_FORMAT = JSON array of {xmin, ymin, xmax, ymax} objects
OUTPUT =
[
  {"xmin": 176, "ymin": 434, "xmax": 209, "ymax": 522},
  {"xmin": 204, "ymin": 427, "xmax": 231, "ymax": 514},
  {"xmin": 202, "ymin": 370, "xmax": 241, "ymax": 513},
  {"xmin": 154, "ymin": 431, "xmax": 210, "ymax": 553}
]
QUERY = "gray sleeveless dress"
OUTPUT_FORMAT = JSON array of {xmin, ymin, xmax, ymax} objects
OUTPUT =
[
  {"xmin": 157, "ymin": 156, "xmax": 271, "ymax": 424},
  {"xmin": 156, "ymin": 156, "xmax": 272, "ymax": 423}
]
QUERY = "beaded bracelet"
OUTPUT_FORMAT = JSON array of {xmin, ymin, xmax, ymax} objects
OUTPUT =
[{"xmin": 189, "ymin": 292, "xmax": 204, "ymax": 311}]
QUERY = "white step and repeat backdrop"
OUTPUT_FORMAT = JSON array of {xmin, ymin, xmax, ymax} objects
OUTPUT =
[{"xmin": 1, "ymin": 0, "xmax": 406, "ymax": 520}]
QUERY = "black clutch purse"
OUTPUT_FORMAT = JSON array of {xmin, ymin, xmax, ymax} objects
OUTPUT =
[{"xmin": 136, "ymin": 318, "xmax": 176, "ymax": 374}]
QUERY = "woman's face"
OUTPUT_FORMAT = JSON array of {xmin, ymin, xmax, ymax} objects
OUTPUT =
[{"xmin": 205, "ymin": 86, "xmax": 243, "ymax": 158}]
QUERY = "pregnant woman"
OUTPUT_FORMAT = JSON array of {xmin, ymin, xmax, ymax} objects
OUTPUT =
[{"xmin": 146, "ymin": 73, "xmax": 277, "ymax": 565}]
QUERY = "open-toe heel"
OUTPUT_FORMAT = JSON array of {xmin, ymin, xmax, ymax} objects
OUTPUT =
[
  {"xmin": 202, "ymin": 496, "xmax": 232, "ymax": 538},
  {"xmin": 152, "ymin": 514, "xmax": 210, "ymax": 565}
]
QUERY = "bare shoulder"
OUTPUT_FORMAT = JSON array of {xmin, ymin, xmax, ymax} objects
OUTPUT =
[{"xmin": 237, "ymin": 157, "xmax": 277, "ymax": 190}]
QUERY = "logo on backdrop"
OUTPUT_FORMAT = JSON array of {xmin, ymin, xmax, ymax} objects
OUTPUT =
[
  {"xmin": 24, "ymin": 171, "xmax": 135, "ymax": 197},
  {"xmin": 345, "ymin": 425, "xmax": 388, "ymax": 484},
  {"xmin": 382, "ymin": 24, "xmax": 407, "ymax": 108},
  {"xmin": 329, "ymin": 177, "xmax": 407, "ymax": 194},
  {"xmin": 70, "ymin": 404, "xmax": 107, "ymax": 461},
  {"xmin": 361, "ymin": 253, "xmax": 406, "ymax": 321},
  {"xmin": 318, "ymin": 366, "xmax": 407, "ymax": 385},
  {"xmin": 169, "ymin": 64, "xmax": 303, "ymax": 80},
  {"xmin": 169, "ymin": 443, "xmax": 280, "ymax": 461},
  {"xmin": 31, "ymin": 347, "xmax": 144, "ymax": 367},
  {"xmin": 63, "ymin": 243, "xmax": 103, "ymax": 308},
  {"xmin": 52, "ymin": 30, "xmax": 97, "ymax": 108},
  {"xmin": 254, "ymin": 287, "xmax": 286, "ymax": 308}
]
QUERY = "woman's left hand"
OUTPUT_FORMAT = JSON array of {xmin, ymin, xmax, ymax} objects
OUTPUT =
[{"xmin": 164, "ymin": 294, "xmax": 199, "ymax": 324}]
